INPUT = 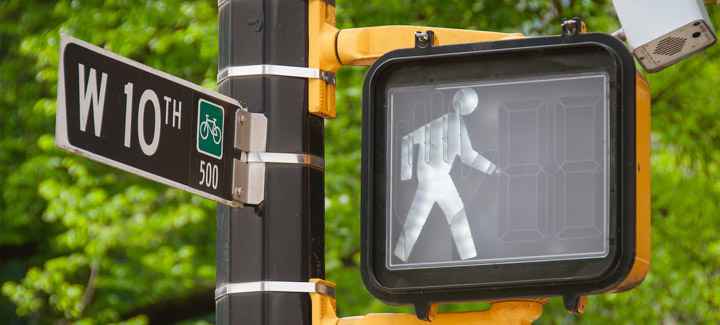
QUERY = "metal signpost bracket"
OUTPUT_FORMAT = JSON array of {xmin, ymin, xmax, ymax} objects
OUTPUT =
[
  {"xmin": 232, "ymin": 109, "xmax": 325, "ymax": 205},
  {"xmin": 231, "ymin": 108, "xmax": 267, "ymax": 205}
]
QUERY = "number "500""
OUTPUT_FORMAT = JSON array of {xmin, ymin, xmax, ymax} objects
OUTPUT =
[{"xmin": 199, "ymin": 160, "xmax": 219, "ymax": 189}]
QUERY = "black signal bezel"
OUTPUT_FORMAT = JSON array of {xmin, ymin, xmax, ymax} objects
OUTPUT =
[{"xmin": 360, "ymin": 32, "xmax": 637, "ymax": 316}]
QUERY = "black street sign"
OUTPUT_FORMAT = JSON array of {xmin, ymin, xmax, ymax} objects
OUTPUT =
[{"xmin": 56, "ymin": 35, "xmax": 241, "ymax": 206}]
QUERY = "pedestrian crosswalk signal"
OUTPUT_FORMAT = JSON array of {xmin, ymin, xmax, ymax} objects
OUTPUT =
[{"xmin": 360, "ymin": 31, "xmax": 650, "ymax": 319}]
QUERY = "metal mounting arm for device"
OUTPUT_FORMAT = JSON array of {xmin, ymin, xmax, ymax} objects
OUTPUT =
[
  {"xmin": 308, "ymin": 0, "xmax": 524, "ymax": 118},
  {"xmin": 309, "ymin": 279, "xmax": 547, "ymax": 324}
]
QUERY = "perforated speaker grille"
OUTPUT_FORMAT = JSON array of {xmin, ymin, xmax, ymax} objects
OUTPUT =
[{"xmin": 653, "ymin": 37, "xmax": 687, "ymax": 56}]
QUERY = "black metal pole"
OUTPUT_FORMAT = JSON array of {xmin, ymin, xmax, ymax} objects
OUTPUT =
[{"xmin": 216, "ymin": 0, "xmax": 325, "ymax": 324}]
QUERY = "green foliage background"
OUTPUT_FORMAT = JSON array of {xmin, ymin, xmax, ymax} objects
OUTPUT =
[{"xmin": 2, "ymin": 0, "xmax": 719, "ymax": 323}]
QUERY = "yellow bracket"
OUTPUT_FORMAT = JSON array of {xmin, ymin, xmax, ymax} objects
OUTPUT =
[
  {"xmin": 308, "ymin": 0, "xmax": 524, "ymax": 118},
  {"xmin": 308, "ymin": 0, "xmax": 339, "ymax": 119},
  {"xmin": 336, "ymin": 26, "xmax": 523, "ymax": 67},
  {"xmin": 310, "ymin": 279, "xmax": 547, "ymax": 325}
]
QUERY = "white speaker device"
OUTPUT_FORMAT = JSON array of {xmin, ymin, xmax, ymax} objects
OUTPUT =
[{"xmin": 613, "ymin": 0, "xmax": 717, "ymax": 73}]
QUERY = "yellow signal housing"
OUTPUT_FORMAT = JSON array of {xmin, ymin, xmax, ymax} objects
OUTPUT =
[
  {"xmin": 309, "ymin": 3, "xmax": 651, "ymax": 322},
  {"xmin": 611, "ymin": 71, "xmax": 651, "ymax": 293}
]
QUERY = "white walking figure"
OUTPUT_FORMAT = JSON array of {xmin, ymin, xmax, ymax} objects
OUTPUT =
[{"xmin": 394, "ymin": 87, "xmax": 500, "ymax": 262}]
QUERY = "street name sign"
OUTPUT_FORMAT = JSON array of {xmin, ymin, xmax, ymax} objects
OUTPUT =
[{"xmin": 56, "ymin": 35, "xmax": 246, "ymax": 206}]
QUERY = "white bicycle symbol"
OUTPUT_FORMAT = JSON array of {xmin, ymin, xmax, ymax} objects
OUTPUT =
[{"xmin": 199, "ymin": 114, "xmax": 222, "ymax": 145}]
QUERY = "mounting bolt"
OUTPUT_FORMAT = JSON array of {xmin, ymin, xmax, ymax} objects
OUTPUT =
[
  {"xmin": 234, "ymin": 187, "xmax": 245, "ymax": 199},
  {"xmin": 415, "ymin": 31, "xmax": 430, "ymax": 47},
  {"xmin": 562, "ymin": 20, "xmax": 576, "ymax": 35},
  {"xmin": 239, "ymin": 114, "xmax": 247, "ymax": 125},
  {"xmin": 561, "ymin": 18, "xmax": 582, "ymax": 36},
  {"xmin": 320, "ymin": 71, "xmax": 336, "ymax": 85}
]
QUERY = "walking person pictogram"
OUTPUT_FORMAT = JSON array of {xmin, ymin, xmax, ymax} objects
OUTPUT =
[{"xmin": 394, "ymin": 87, "xmax": 501, "ymax": 262}]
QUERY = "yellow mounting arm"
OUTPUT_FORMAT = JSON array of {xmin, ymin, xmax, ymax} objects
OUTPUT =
[
  {"xmin": 310, "ymin": 279, "xmax": 546, "ymax": 325},
  {"xmin": 336, "ymin": 26, "xmax": 524, "ymax": 67},
  {"xmin": 308, "ymin": 0, "xmax": 524, "ymax": 118}
]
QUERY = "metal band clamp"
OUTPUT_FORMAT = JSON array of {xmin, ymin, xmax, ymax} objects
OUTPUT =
[
  {"xmin": 243, "ymin": 152, "xmax": 325, "ymax": 170},
  {"xmin": 232, "ymin": 153, "xmax": 324, "ymax": 204},
  {"xmin": 215, "ymin": 281, "xmax": 335, "ymax": 300},
  {"xmin": 218, "ymin": 65, "xmax": 336, "ymax": 85}
]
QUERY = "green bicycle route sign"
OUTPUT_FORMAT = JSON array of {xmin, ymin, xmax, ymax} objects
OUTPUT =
[
  {"xmin": 197, "ymin": 99, "xmax": 224, "ymax": 159},
  {"xmin": 56, "ymin": 35, "xmax": 243, "ymax": 206}
]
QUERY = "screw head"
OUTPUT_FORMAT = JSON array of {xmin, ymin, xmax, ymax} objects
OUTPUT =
[
  {"xmin": 234, "ymin": 187, "xmax": 245, "ymax": 198},
  {"xmin": 415, "ymin": 31, "xmax": 429, "ymax": 45},
  {"xmin": 239, "ymin": 114, "xmax": 248, "ymax": 124},
  {"xmin": 562, "ymin": 19, "xmax": 578, "ymax": 36}
]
